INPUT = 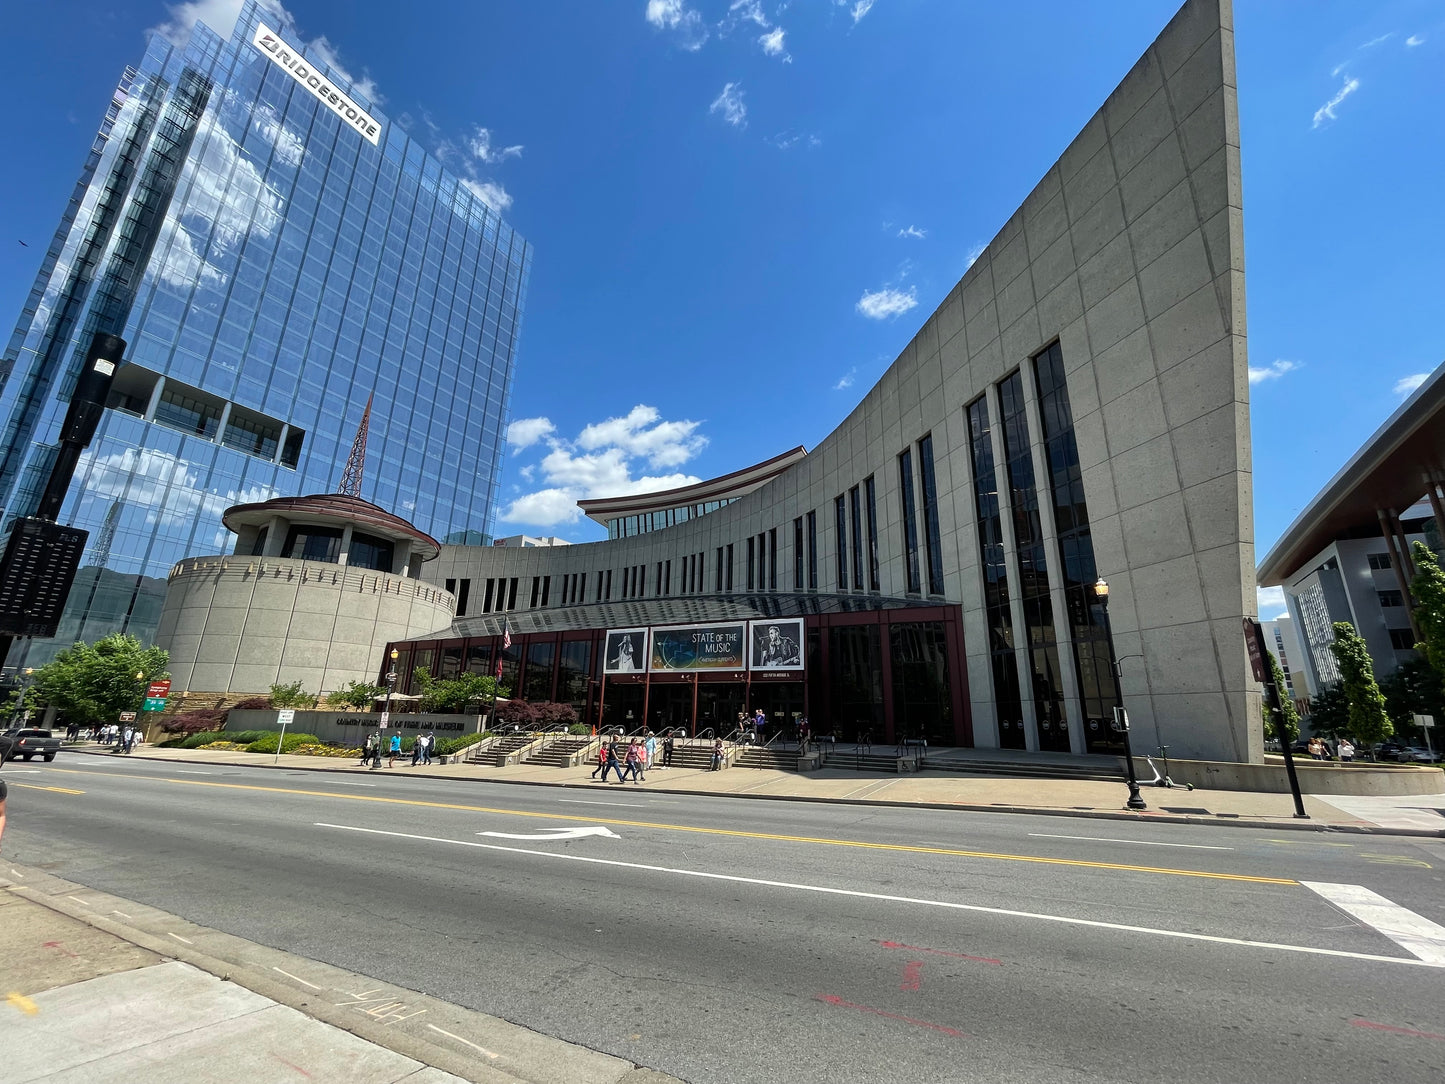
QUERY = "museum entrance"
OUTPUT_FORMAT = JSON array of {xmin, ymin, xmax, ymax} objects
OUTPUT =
[
  {"xmin": 647, "ymin": 682, "xmax": 693, "ymax": 733},
  {"xmin": 748, "ymin": 681, "xmax": 805, "ymax": 740},
  {"xmin": 600, "ymin": 683, "xmax": 644, "ymax": 733},
  {"xmin": 697, "ymin": 681, "xmax": 745, "ymax": 737}
]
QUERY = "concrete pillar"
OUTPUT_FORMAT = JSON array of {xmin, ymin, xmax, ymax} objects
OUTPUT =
[
  {"xmin": 1379, "ymin": 508, "xmax": 1422, "ymax": 640},
  {"xmin": 393, "ymin": 539, "xmax": 414, "ymax": 577},
  {"xmin": 262, "ymin": 515, "xmax": 287, "ymax": 557},
  {"xmin": 338, "ymin": 523, "xmax": 354, "ymax": 566},
  {"xmin": 1426, "ymin": 473, "xmax": 1445, "ymax": 541},
  {"xmin": 143, "ymin": 376, "xmax": 167, "ymax": 421},
  {"xmin": 215, "ymin": 400, "xmax": 232, "ymax": 443}
]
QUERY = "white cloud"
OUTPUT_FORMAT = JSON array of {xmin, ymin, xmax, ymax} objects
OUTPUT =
[
  {"xmin": 506, "ymin": 417, "xmax": 556, "ymax": 449},
  {"xmin": 308, "ymin": 34, "xmax": 382, "ymax": 105},
  {"xmin": 845, "ymin": 0, "xmax": 876, "ymax": 24},
  {"xmin": 898, "ymin": 225, "xmax": 926, "ymax": 239},
  {"xmin": 771, "ymin": 130, "xmax": 820, "ymax": 150},
  {"xmin": 729, "ymin": 0, "xmax": 769, "ymax": 28},
  {"xmin": 151, "ymin": 0, "xmax": 292, "ymax": 47},
  {"xmin": 461, "ymin": 178, "xmax": 513, "ymax": 212},
  {"xmin": 1248, "ymin": 359, "xmax": 1301, "ymax": 384},
  {"xmin": 1359, "ymin": 32, "xmax": 1394, "ymax": 49},
  {"xmin": 646, "ymin": 0, "xmax": 710, "ymax": 51},
  {"xmin": 1407, "ymin": 34, "xmax": 1425, "ymax": 47},
  {"xmin": 833, "ymin": 368, "xmax": 857, "ymax": 391},
  {"xmin": 1312, "ymin": 77, "xmax": 1360, "ymax": 128},
  {"xmin": 759, "ymin": 27, "xmax": 792, "ymax": 62},
  {"xmin": 500, "ymin": 405, "xmax": 707, "ymax": 528},
  {"xmin": 964, "ymin": 241, "xmax": 986, "ymax": 270},
  {"xmin": 1393, "ymin": 373, "xmax": 1429, "ymax": 397},
  {"xmin": 856, "ymin": 285, "xmax": 917, "ymax": 320},
  {"xmin": 1257, "ymin": 586, "xmax": 1288, "ymax": 620},
  {"xmin": 469, "ymin": 127, "xmax": 524, "ymax": 164},
  {"xmin": 709, "ymin": 82, "xmax": 748, "ymax": 128},
  {"xmin": 77, "ymin": 446, "xmax": 278, "ymax": 531}
]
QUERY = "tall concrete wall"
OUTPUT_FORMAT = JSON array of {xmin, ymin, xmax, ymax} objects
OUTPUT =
[{"xmin": 156, "ymin": 555, "xmax": 455, "ymax": 696}]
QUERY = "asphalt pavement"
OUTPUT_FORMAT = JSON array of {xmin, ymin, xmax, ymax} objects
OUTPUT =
[{"xmin": 3, "ymin": 755, "xmax": 1444, "ymax": 1083}]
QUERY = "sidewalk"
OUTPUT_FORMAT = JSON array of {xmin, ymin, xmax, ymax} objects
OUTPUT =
[
  {"xmin": 0, "ymin": 867, "xmax": 680, "ymax": 1084},
  {"xmin": 62, "ymin": 742, "xmax": 1445, "ymax": 835}
]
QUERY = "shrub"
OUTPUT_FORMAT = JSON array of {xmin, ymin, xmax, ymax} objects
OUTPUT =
[
  {"xmin": 269, "ymin": 681, "xmax": 314, "ymax": 709},
  {"xmin": 228, "ymin": 696, "xmax": 272, "ymax": 712},
  {"xmin": 436, "ymin": 731, "xmax": 489, "ymax": 757},
  {"xmin": 244, "ymin": 732, "xmax": 320, "ymax": 754},
  {"xmin": 568, "ymin": 722, "xmax": 591, "ymax": 735},
  {"xmin": 162, "ymin": 708, "xmax": 228, "ymax": 736},
  {"xmin": 291, "ymin": 742, "xmax": 362, "ymax": 758},
  {"xmin": 180, "ymin": 730, "xmax": 228, "ymax": 748}
]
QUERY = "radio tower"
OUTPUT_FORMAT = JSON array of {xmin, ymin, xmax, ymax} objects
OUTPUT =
[{"xmin": 336, "ymin": 394, "xmax": 373, "ymax": 498}]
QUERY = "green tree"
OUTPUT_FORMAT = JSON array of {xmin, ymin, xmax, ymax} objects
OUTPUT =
[
  {"xmin": 412, "ymin": 668, "xmax": 503, "ymax": 713},
  {"xmin": 1328, "ymin": 621, "xmax": 1393, "ymax": 748},
  {"xmin": 1378, "ymin": 655, "xmax": 1445, "ymax": 741},
  {"xmin": 1410, "ymin": 540, "xmax": 1445, "ymax": 673},
  {"xmin": 326, "ymin": 680, "xmax": 385, "ymax": 710},
  {"xmin": 1261, "ymin": 648, "xmax": 1300, "ymax": 743},
  {"xmin": 269, "ymin": 681, "xmax": 314, "ymax": 709},
  {"xmin": 1305, "ymin": 683, "xmax": 1351, "ymax": 741},
  {"xmin": 32, "ymin": 633, "xmax": 169, "ymax": 728}
]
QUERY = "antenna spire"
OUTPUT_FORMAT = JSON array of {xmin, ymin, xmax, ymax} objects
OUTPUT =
[{"xmin": 337, "ymin": 394, "xmax": 373, "ymax": 498}]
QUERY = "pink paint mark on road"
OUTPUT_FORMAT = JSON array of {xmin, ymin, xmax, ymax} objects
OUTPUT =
[
  {"xmin": 876, "ymin": 939, "xmax": 1001, "ymax": 965},
  {"xmin": 1352, "ymin": 1019, "xmax": 1445, "ymax": 1042},
  {"xmin": 816, "ymin": 994, "xmax": 967, "ymax": 1039},
  {"xmin": 270, "ymin": 1053, "xmax": 314, "ymax": 1078},
  {"xmin": 41, "ymin": 941, "xmax": 79, "ymax": 959},
  {"xmin": 899, "ymin": 960, "xmax": 924, "ymax": 991}
]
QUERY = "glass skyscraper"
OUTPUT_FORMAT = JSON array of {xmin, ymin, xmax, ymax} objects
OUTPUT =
[{"xmin": 0, "ymin": 1, "xmax": 530, "ymax": 667}]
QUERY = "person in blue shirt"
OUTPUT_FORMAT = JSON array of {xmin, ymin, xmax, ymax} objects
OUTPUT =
[{"xmin": 388, "ymin": 732, "xmax": 401, "ymax": 767}]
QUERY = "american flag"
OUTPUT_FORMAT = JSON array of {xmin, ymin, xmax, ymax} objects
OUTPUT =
[{"xmin": 501, "ymin": 619, "xmax": 512, "ymax": 650}]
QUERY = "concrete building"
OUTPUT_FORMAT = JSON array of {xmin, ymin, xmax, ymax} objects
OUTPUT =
[
  {"xmin": 387, "ymin": 0, "xmax": 1260, "ymax": 762},
  {"xmin": 157, "ymin": 493, "xmax": 454, "ymax": 695},
  {"xmin": 1261, "ymin": 614, "xmax": 1310, "ymax": 714},
  {"xmin": 1258, "ymin": 362, "xmax": 1445, "ymax": 691},
  {"xmin": 0, "ymin": 0, "xmax": 528, "ymax": 669}
]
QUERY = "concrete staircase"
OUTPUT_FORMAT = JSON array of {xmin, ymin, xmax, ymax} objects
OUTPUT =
[
  {"xmin": 821, "ymin": 748, "xmax": 916, "ymax": 773},
  {"xmin": 734, "ymin": 746, "xmax": 802, "ymax": 771},
  {"xmin": 467, "ymin": 733, "xmax": 541, "ymax": 766},
  {"xmin": 920, "ymin": 753, "xmax": 1124, "ymax": 782},
  {"xmin": 663, "ymin": 742, "xmax": 734, "ymax": 770},
  {"xmin": 526, "ymin": 736, "xmax": 598, "ymax": 768}
]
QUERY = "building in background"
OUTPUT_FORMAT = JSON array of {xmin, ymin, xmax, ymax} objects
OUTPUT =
[
  {"xmin": 392, "ymin": 0, "xmax": 1261, "ymax": 762},
  {"xmin": 0, "ymin": 0, "xmax": 529, "ymax": 669},
  {"xmin": 492, "ymin": 535, "xmax": 573, "ymax": 549},
  {"xmin": 1261, "ymin": 614, "xmax": 1310, "ymax": 715},
  {"xmin": 1258, "ymin": 365, "xmax": 1445, "ymax": 693}
]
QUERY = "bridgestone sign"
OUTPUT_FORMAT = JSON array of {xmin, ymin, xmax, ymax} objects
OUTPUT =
[{"xmin": 252, "ymin": 23, "xmax": 381, "ymax": 146}]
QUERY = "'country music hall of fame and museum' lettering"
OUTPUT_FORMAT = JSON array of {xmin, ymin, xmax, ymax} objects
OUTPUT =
[{"xmin": 603, "ymin": 621, "xmax": 805, "ymax": 675}]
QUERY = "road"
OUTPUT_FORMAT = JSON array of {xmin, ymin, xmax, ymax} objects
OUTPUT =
[{"xmin": 3, "ymin": 755, "xmax": 1444, "ymax": 1084}]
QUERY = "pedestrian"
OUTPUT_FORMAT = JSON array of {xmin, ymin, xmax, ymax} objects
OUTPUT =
[
  {"xmin": 754, "ymin": 709, "xmax": 767, "ymax": 743},
  {"xmin": 591, "ymin": 741, "xmax": 609, "ymax": 779},
  {"xmin": 624, "ymin": 738, "xmax": 645, "ymax": 783},
  {"xmin": 711, "ymin": 737, "xmax": 725, "ymax": 771},
  {"xmin": 662, "ymin": 731, "xmax": 675, "ymax": 768},
  {"xmin": 798, "ymin": 714, "xmax": 810, "ymax": 751},
  {"xmin": 1338, "ymin": 738, "xmax": 1355, "ymax": 763},
  {"xmin": 411, "ymin": 735, "xmax": 422, "ymax": 766},
  {"xmin": 424, "ymin": 732, "xmax": 435, "ymax": 764},
  {"xmin": 644, "ymin": 730, "xmax": 658, "ymax": 772},
  {"xmin": 603, "ymin": 741, "xmax": 623, "ymax": 783},
  {"xmin": 360, "ymin": 735, "xmax": 374, "ymax": 766},
  {"xmin": 388, "ymin": 732, "xmax": 401, "ymax": 767},
  {"xmin": 860, "ymin": 728, "xmax": 872, "ymax": 753}
]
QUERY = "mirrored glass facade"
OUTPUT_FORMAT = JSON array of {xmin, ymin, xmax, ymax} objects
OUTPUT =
[{"xmin": 0, "ymin": 1, "xmax": 530, "ymax": 666}]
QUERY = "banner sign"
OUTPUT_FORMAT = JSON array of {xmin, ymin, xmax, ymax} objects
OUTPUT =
[
  {"xmin": 748, "ymin": 619, "xmax": 804, "ymax": 671},
  {"xmin": 648, "ymin": 623, "xmax": 746, "ymax": 672},
  {"xmin": 146, "ymin": 680, "xmax": 171, "ymax": 698},
  {"xmin": 253, "ymin": 23, "xmax": 382, "ymax": 146},
  {"xmin": 603, "ymin": 628, "xmax": 647, "ymax": 674}
]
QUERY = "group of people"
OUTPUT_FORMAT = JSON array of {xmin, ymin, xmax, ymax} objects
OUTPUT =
[
  {"xmin": 1305, "ymin": 736, "xmax": 1354, "ymax": 762},
  {"xmin": 100, "ymin": 724, "xmax": 141, "ymax": 753},
  {"xmin": 359, "ymin": 731, "xmax": 438, "ymax": 768},
  {"xmin": 591, "ymin": 732, "xmax": 675, "ymax": 783},
  {"xmin": 733, "ymin": 710, "xmax": 810, "ymax": 748}
]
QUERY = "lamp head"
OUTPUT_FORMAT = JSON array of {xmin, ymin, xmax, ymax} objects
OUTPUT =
[
  {"xmin": 1092, "ymin": 578, "xmax": 1109, "ymax": 602},
  {"xmin": 135, "ymin": 670, "xmax": 145, "ymax": 680},
  {"xmin": 390, "ymin": 648, "xmax": 399, "ymax": 661}
]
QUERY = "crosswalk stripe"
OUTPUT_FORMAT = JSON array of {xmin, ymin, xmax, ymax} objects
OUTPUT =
[{"xmin": 1301, "ymin": 881, "xmax": 1445, "ymax": 964}]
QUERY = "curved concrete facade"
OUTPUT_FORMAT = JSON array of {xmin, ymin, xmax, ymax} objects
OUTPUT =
[
  {"xmin": 157, "ymin": 555, "xmax": 455, "ymax": 695},
  {"xmin": 420, "ymin": 0, "xmax": 1259, "ymax": 762}
]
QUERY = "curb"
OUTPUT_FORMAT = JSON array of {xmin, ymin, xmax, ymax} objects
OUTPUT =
[
  {"xmin": 65, "ymin": 746, "xmax": 1445, "ymax": 838},
  {"xmin": 0, "ymin": 864, "xmax": 681, "ymax": 1084}
]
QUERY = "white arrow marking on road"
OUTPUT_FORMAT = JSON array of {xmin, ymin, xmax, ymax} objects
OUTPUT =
[{"xmin": 479, "ymin": 826, "xmax": 620, "ymax": 841}]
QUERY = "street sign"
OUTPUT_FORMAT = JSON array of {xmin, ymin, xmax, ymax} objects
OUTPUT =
[
  {"xmin": 146, "ymin": 680, "xmax": 171, "ymax": 698},
  {"xmin": 379, "ymin": 711, "xmax": 390, "ymax": 729},
  {"xmin": 276, "ymin": 709, "xmax": 295, "ymax": 726},
  {"xmin": 1415, "ymin": 714, "xmax": 1436, "ymax": 729},
  {"xmin": 142, "ymin": 697, "xmax": 167, "ymax": 711},
  {"xmin": 118, "ymin": 711, "xmax": 137, "ymax": 722},
  {"xmin": 1242, "ymin": 617, "xmax": 1269, "ymax": 682}
]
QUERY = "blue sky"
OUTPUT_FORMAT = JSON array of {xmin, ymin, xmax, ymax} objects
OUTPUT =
[{"xmin": 2, "ymin": 1, "xmax": 1442, "ymax": 620}]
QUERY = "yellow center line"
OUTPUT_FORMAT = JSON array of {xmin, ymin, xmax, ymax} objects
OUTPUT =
[
  {"xmin": 42, "ymin": 766, "xmax": 1295, "ymax": 884},
  {"xmin": 7, "ymin": 782, "xmax": 85, "ymax": 795}
]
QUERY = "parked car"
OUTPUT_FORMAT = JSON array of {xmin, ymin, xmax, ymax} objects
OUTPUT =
[
  {"xmin": 0, "ymin": 727, "xmax": 60, "ymax": 762},
  {"xmin": 1394, "ymin": 745, "xmax": 1439, "ymax": 764},
  {"xmin": 1376, "ymin": 741, "xmax": 1411, "ymax": 761}
]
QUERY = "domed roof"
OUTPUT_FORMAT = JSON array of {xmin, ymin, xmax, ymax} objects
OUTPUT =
[{"xmin": 222, "ymin": 493, "xmax": 441, "ymax": 561}]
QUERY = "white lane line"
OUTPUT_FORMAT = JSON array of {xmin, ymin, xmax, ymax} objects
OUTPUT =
[
  {"xmin": 1301, "ymin": 881, "xmax": 1445, "ymax": 964},
  {"xmin": 171, "ymin": 770, "xmax": 213, "ymax": 775},
  {"xmin": 273, "ymin": 966, "xmax": 322, "ymax": 990},
  {"xmin": 111, "ymin": 910, "xmax": 132, "ymax": 919},
  {"xmin": 557, "ymin": 799, "xmax": 649, "ymax": 808},
  {"xmin": 167, "ymin": 932, "xmax": 194, "ymax": 945},
  {"xmin": 66, "ymin": 895, "xmax": 90, "ymax": 907},
  {"xmin": 1029, "ymin": 833, "xmax": 1233, "ymax": 851},
  {"xmin": 328, "ymin": 780, "xmax": 377, "ymax": 787},
  {"xmin": 427, "ymin": 1023, "xmax": 500, "ymax": 1059},
  {"xmin": 314, "ymin": 822, "xmax": 1440, "ymax": 970},
  {"xmin": 9, "ymin": 868, "xmax": 25, "ymax": 878}
]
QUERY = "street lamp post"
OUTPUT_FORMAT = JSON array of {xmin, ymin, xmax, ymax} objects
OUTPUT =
[
  {"xmin": 1093, "ymin": 578, "xmax": 1147, "ymax": 811},
  {"xmin": 12, "ymin": 667, "xmax": 35, "ymax": 726},
  {"xmin": 375, "ymin": 647, "xmax": 398, "ymax": 771}
]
